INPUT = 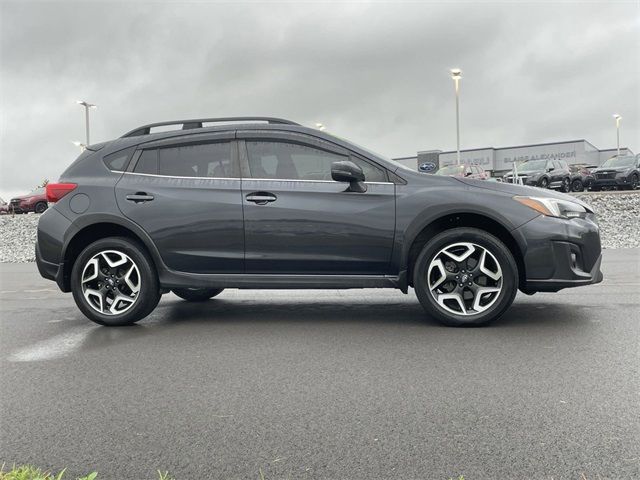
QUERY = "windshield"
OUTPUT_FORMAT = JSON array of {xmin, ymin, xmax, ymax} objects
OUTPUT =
[
  {"xmin": 601, "ymin": 156, "xmax": 635, "ymax": 168},
  {"xmin": 519, "ymin": 160, "xmax": 548, "ymax": 172},
  {"xmin": 436, "ymin": 165, "xmax": 465, "ymax": 175}
]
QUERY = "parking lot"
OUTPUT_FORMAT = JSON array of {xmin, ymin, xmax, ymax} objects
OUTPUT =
[{"xmin": 1, "ymin": 249, "xmax": 638, "ymax": 479}]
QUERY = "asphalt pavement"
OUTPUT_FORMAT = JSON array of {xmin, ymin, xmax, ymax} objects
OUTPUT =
[{"xmin": 1, "ymin": 249, "xmax": 639, "ymax": 479}]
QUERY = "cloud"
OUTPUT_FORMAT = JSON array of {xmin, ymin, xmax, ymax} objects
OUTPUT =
[{"xmin": 1, "ymin": 0, "xmax": 638, "ymax": 197}]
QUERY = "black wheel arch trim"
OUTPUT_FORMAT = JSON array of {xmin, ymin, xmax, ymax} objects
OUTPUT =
[
  {"xmin": 397, "ymin": 205, "xmax": 530, "ymax": 289},
  {"xmin": 59, "ymin": 213, "xmax": 169, "ymax": 291}
]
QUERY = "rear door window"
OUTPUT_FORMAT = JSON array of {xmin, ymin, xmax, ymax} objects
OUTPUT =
[
  {"xmin": 158, "ymin": 142, "xmax": 233, "ymax": 178},
  {"xmin": 134, "ymin": 149, "xmax": 158, "ymax": 175}
]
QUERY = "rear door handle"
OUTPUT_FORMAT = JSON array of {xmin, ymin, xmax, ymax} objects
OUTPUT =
[
  {"xmin": 126, "ymin": 192, "xmax": 155, "ymax": 203},
  {"xmin": 245, "ymin": 192, "xmax": 277, "ymax": 205}
]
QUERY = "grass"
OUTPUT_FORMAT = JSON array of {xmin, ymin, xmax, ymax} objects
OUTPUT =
[{"xmin": 0, "ymin": 465, "xmax": 174, "ymax": 480}]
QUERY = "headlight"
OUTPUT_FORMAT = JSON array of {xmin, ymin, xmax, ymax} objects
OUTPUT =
[{"xmin": 513, "ymin": 196, "xmax": 589, "ymax": 219}]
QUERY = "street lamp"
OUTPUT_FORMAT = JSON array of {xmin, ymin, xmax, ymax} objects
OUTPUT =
[
  {"xmin": 450, "ymin": 68, "xmax": 462, "ymax": 165},
  {"xmin": 613, "ymin": 114, "xmax": 622, "ymax": 157},
  {"xmin": 76, "ymin": 100, "xmax": 97, "ymax": 146}
]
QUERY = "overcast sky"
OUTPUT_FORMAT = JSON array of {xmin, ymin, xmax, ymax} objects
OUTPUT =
[{"xmin": 1, "ymin": 0, "xmax": 638, "ymax": 199}]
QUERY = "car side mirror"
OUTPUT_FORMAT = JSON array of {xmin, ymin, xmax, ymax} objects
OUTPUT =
[
  {"xmin": 331, "ymin": 161, "xmax": 367, "ymax": 193},
  {"xmin": 465, "ymin": 171, "xmax": 473, "ymax": 176},
  {"xmin": 547, "ymin": 167, "xmax": 555, "ymax": 172}
]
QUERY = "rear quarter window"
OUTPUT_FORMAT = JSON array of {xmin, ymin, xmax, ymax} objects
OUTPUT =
[{"xmin": 103, "ymin": 148, "xmax": 134, "ymax": 172}]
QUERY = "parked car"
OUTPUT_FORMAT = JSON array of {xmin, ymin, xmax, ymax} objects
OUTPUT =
[
  {"xmin": 590, "ymin": 155, "xmax": 640, "ymax": 191},
  {"xmin": 503, "ymin": 159, "xmax": 572, "ymax": 192},
  {"xmin": 568, "ymin": 164, "xmax": 596, "ymax": 192},
  {"xmin": 36, "ymin": 117, "xmax": 603, "ymax": 327},
  {"xmin": 9, "ymin": 187, "xmax": 48, "ymax": 214},
  {"xmin": 0, "ymin": 197, "xmax": 9, "ymax": 215},
  {"xmin": 435, "ymin": 163, "xmax": 489, "ymax": 180}
]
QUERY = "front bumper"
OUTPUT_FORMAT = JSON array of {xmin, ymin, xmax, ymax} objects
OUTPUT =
[
  {"xmin": 515, "ymin": 214, "xmax": 603, "ymax": 292},
  {"xmin": 591, "ymin": 176, "xmax": 631, "ymax": 188}
]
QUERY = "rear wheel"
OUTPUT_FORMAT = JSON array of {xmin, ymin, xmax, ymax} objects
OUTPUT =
[
  {"xmin": 413, "ymin": 228, "xmax": 518, "ymax": 327},
  {"xmin": 172, "ymin": 288, "xmax": 224, "ymax": 302},
  {"xmin": 571, "ymin": 179, "xmax": 584, "ymax": 192},
  {"xmin": 71, "ymin": 237, "xmax": 160, "ymax": 326},
  {"xmin": 34, "ymin": 202, "xmax": 48, "ymax": 214}
]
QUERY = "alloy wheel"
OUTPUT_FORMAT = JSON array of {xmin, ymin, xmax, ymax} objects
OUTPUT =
[
  {"xmin": 427, "ymin": 242, "xmax": 503, "ymax": 316},
  {"xmin": 571, "ymin": 179, "xmax": 583, "ymax": 192},
  {"xmin": 81, "ymin": 249, "xmax": 141, "ymax": 315}
]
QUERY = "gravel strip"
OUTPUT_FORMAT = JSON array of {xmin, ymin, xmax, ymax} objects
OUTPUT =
[{"xmin": 1, "ymin": 192, "xmax": 638, "ymax": 262}]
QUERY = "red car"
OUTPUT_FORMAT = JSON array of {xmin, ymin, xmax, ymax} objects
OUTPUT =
[
  {"xmin": 435, "ymin": 163, "xmax": 489, "ymax": 180},
  {"xmin": 9, "ymin": 187, "xmax": 48, "ymax": 214}
]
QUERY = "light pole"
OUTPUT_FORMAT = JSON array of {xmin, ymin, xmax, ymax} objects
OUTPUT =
[
  {"xmin": 613, "ymin": 114, "xmax": 622, "ymax": 157},
  {"xmin": 76, "ymin": 100, "xmax": 97, "ymax": 146},
  {"xmin": 71, "ymin": 141, "xmax": 87, "ymax": 152},
  {"xmin": 450, "ymin": 68, "xmax": 462, "ymax": 165}
]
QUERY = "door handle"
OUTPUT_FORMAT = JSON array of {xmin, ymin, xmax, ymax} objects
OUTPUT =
[
  {"xmin": 245, "ymin": 192, "xmax": 277, "ymax": 205},
  {"xmin": 126, "ymin": 192, "xmax": 155, "ymax": 203}
]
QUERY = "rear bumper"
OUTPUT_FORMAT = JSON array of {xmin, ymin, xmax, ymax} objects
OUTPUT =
[
  {"xmin": 515, "ymin": 214, "xmax": 603, "ymax": 293},
  {"xmin": 35, "ymin": 241, "xmax": 67, "ymax": 291},
  {"xmin": 35, "ymin": 207, "xmax": 72, "ymax": 292}
]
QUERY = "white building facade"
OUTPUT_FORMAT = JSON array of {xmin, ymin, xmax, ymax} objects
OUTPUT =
[{"xmin": 395, "ymin": 140, "xmax": 633, "ymax": 176}]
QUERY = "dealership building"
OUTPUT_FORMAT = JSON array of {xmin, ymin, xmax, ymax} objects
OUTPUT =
[{"xmin": 394, "ymin": 139, "xmax": 634, "ymax": 176}]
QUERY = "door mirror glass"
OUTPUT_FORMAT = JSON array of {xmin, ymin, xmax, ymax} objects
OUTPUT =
[{"xmin": 331, "ymin": 161, "xmax": 367, "ymax": 192}]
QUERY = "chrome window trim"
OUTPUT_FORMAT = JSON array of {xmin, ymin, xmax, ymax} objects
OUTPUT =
[
  {"xmin": 123, "ymin": 172, "xmax": 240, "ymax": 181},
  {"xmin": 122, "ymin": 172, "xmax": 393, "ymax": 184}
]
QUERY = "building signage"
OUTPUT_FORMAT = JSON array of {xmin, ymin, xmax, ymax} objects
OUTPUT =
[{"xmin": 502, "ymin": 150, "xmax": 577, "ymax": 164}]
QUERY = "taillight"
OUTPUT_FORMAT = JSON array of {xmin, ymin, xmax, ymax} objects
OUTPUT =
[{"xmin": 46, "ymin": 183, "xmax": 77, "ymax": 203}]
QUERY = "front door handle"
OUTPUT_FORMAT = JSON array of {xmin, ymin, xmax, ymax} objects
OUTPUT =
[
  {"xmin": 126, "ymin": 192, "xmax": 155, "ymax": 203},
  {"xmin": 246, "ymin": 192, "xmax": 277, "ymax": 205}
]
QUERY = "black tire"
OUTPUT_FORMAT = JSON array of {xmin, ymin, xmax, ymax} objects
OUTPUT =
[
  {"xmin": 172, "ymin": 288, "xmax": 224, "ymax": 302},
  {"xmin": 71, "ymin": 237, "xmax": 160, "ymax": 326},
  {"xmin": 560, "ymin": 177, "xmax": 571, "ymax": 193},
  {"xmin": 538, "ymin": 177, "xmax": 549, "ymax": 189},
  {"xmin": 630, "ymin": 173, "xmax": 639, "ymax": 190},
  {"xmin": 571, "ymin": 179, "xmax": 584, "ymax": 192},
  {"xmin": 34, "ymin": 202, "xmax": 48, "ymax": 214},
  {"xmin": 413, "ymin": 228, "xmax": 518, "ymax": 327}
]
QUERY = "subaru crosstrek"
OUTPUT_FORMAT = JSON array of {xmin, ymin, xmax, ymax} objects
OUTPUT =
[{"xmin": 36, "ymin": 117, "xmax": 603, "ymax": 327}]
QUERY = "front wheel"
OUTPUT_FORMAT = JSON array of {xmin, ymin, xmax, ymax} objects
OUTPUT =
[
  {"xmin": 71, "ymin": 237, "xmax": 160, "ymax": 326},
  {"xmin": 571, "ymin": 179, "xmax": 584, "ymax": 192},
  {"xmin": 630, "ymin": 173, "xmax": 639, "ymax": 190},
  {"xmin": 413, "ymin": 228, "xmax": 518, "ymax": 327},
  {"xmin": 538, "ymin": 177, "xmax": 549, "ymax": 189},
  {"xmin": 560, "ymin": 177, "xmax": 571, "ymax": 193},
  {"xmin": 173, "ymin": 288, "xmax": 224, "ymax": 302}
]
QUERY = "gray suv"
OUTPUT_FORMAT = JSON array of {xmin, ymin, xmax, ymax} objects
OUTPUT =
[{"xmin": 36, "ymin": 117, "xmax": 603, "ymax": 327}]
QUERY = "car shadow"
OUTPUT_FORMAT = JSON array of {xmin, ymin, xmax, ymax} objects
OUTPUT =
[{"xmin": 64, "ymin": 294, "xmax": 595, "ymax": 355}]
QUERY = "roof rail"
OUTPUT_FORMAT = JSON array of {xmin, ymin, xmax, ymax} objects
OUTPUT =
[{"xmin": 121, "ymin": 117, "xmax": 301, "ymax": 138}]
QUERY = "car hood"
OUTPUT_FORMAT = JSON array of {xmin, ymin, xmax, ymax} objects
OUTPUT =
[
  {"xmin": 592, "ymin": 167, "xmax": 630, "ymax": 173},
  {"xmin": 454, "ymin": 177, "xmax": 593, "ymax": 211},
  {"xmin": 12, "ymin": 194, "xmax": 36, "ymax": 201}
]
